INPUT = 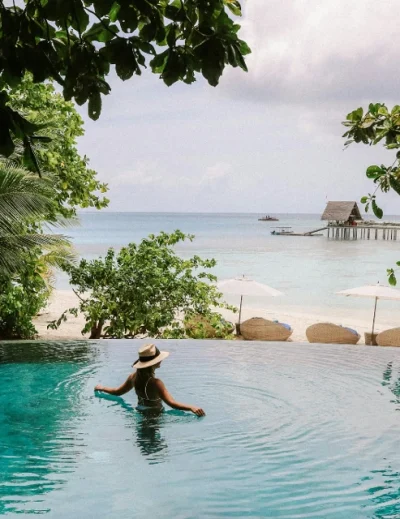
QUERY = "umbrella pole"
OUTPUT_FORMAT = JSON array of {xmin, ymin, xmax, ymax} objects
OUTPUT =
[
  {"xmin": 372, "ymin": 296, "xmax": 378, "ymax": 335},
  {"xmin": 237, "ymin": 295, "xmax": 243, "ymax": 335}
]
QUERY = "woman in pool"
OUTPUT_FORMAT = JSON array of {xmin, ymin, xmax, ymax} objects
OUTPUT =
[{"xmin": 94, "ymin": 344, "xmax": 205, "ymax": 416}]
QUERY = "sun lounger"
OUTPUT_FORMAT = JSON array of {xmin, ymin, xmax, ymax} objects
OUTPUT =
[
  {"xmin": 240, "ymin": 317, "xmax": 293, "ymax": 341},
  {"xmin": 306, "ymin": 323, "xmax": 360, "ymax": 345},
  {"xmin": 376, "ymin": 327, "xmax": 400, "ymax": 347}
]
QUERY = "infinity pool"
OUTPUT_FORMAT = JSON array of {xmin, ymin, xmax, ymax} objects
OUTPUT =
[{"xmin": 1, "ymin": 340, "xmax": 400, "ymax": 518}]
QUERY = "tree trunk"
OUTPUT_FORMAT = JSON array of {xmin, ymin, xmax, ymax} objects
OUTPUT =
[{"xmin": 89, "ymin": 320, "xmax": 104, "ymax": 339}]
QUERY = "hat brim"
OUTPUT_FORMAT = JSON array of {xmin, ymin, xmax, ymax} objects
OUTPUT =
[{"xmin": 134, "ymin": 351, "xmax": 169, "ymax": 369}]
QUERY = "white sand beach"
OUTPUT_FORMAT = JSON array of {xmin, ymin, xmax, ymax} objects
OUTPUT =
[{"xmin": 34, "ymin": 289, "xmax": 397, "ymax": 344}]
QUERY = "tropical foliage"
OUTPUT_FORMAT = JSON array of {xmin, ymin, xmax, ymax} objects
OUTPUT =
[
  {"xmin": 49, "ymin": 231, "xmax": 235, "ymax": 339},
  {"xmin": 5, "ymin": 74, "xmax": 109, "ymax": 216},
  {"xmin": 184, "ymin": 312, "xmax": 234, "ymax": 339},
  {"xmin": 0, "ymin": 0, "xmax": 250, "ymax": 161},
  {"xmin": 343, "ymin": 103, "xmax": 400, "ymax": 285},
  {"xmin": 0, "ymin": 255, "xmax": 50, "ymax": 339},
  {"xmin": 0, "ymin": 162, "xmax": 75, "ymax": 339},
  {"xmin": 0, "ymin": 162, "xmax": 71, "ymax": 276}
]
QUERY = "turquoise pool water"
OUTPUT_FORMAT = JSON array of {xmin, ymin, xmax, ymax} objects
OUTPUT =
[{"xmin": 1, "ymin": 341, "xmax": 400, "ymax": 518}]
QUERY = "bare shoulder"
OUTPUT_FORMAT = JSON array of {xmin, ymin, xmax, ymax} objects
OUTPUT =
[
  {"xmin": 153, "ymin": 377, "xmax": 165, "ymax": 389},
  {"xmin": 128, "ymin": 372, "xmax": 136, "ymax": 386}
]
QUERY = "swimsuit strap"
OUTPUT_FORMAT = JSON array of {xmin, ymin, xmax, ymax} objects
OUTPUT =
[
  {"xmin": 144, "ymin": 377, "xmax": 152, "ymax": 400},
  {"xmin": 136, "ymin": 376, "xmax": 161, "ymax": 404}
]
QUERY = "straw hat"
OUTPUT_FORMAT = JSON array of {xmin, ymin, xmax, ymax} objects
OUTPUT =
[{"xmin": 132, "ymin": 344, "xmax": 169, "ymax": 369}]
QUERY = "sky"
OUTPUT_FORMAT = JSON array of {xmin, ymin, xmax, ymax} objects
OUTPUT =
[{"xmin": 76, "ymin": 0, "xmax": 400, "ymax": 214}]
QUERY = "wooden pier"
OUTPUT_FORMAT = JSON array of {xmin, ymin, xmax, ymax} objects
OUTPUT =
[{"xmin": 327, "ymin": 225, "xmax": 399, "ymax": 240}]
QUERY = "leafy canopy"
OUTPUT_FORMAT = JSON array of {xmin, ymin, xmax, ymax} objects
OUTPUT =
[
  {"xmin": 49, "ymin": 230, "xmax": 234, "ymax": 338},
  {"xmin": 0, "ymin": 255, "xmax": 50, "ymax": 339},
  {"xmin": 0, "ymin": 0, "xmax": 250, "ymax": 157},
  {"xmin": 343, "ymin": 103, "xmax": 400, "ymax": 285},
  {"xmin": 6, "ymin": 74, "xmax": 109, "ymax": 217}
]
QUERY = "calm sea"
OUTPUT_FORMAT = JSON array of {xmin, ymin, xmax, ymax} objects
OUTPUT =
[{"xmin": 61, "ymin": 212, "xmax": 400, "ymax": 317}]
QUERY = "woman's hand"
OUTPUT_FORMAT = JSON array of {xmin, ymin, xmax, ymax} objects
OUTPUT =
[
  {"xmin": 190, "ymin": 406, "xmax": 205, "ymax": 417},
  {"xmin": 94, "ymin": 384, "xmax": 104, "ymax": 391}
]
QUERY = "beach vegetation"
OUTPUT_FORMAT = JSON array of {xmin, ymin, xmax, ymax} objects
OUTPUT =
[
  {"xmin": 0, "ymin": 162, "xmax": 72, "ymax": 276},
  {"xmin": 0, "ymin": 163, "xmax": 75, "ymax": 339},
  {"xmin": 0, "ymin": 0, "xmax": 250, "ymax": 165},
  {"xmin": 49, "ymin": 230, "xmax": 235, "ymax": 339},
  {"xmin": 343, "ymin": 103, "xmax": 400, "ymax": 285},
  {"xmin": 184, "ymin": 312, "xmax": 235, "ymax": 339},
  {"xmin": 5, "ymin": 74, "xmax": 109, "ymax": 217},
  {"xmin": 0, "ymin": 255, "xmax": 50, "ymax": 339}
]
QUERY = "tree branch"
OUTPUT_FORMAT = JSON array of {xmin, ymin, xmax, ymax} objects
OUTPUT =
[
  {"xmin": 83, "ymin": 6, "xmax": 121, "ymax": 38},
  {"xmin": 72, "ymin": 288, "xmax": 87, "ymax": 303}
]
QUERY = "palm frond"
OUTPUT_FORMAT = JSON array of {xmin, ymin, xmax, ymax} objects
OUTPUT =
[
  {"xmin": 0, "ymin": 233, "xmax": 71, "ymax": 276},
  {"xmin": 0, "ymin": 164, "xmax": 56, "ymax": 232}
]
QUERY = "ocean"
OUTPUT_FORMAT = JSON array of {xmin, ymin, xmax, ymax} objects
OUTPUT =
[{"xmin": 61, "ymin": 212, "xmax": 400, "ymax": 319}]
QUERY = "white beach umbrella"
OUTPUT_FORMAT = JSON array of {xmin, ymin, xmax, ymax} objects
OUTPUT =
[
  {"xmin": 336, "ymin": 283, "xmax": 400, "ymax": 335},
  {"xmin": 217, "ymin": 276, "xmax": 284, "ymax": 327}
]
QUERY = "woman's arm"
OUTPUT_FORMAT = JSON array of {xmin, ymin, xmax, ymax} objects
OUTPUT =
[
  {"xmin": 154, "ymin": 379, "xmax": 205, "ymax": 416},
  {"xmin": 95, "ymin": 373, "xmax": 134, "ymax": 396}
]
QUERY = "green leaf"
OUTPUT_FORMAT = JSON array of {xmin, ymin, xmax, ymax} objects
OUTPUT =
[
  {"xmin": 84, "ymin": 22, "xmax": 118, "ymax": 43},
  {"xmin": 238, "ymin": 39, "xmax": 251, "ymax": 55},
  {"xmin": 114, "ymin": 42, "xmax": 138, "ymax": 80},
  {"xmin": 140, "ymin": 22, "xmax": 157, "ymax": 42},
  {"xmin": 224, "ymin": 0, "xmax": 242, "ymax": 16},
  {"xmin": 371, "ymin": 200, "xmax": 383, "ymax": 219},
  {"xmin": 70, "ymin": 4, "xmax": 90, "ymax": 33},
  {"xmin": 161, "ymin": 50, "xmax": 184, "ymax": 86},
  {"xmin": 30, "ymin": 135, "xmax": 52, "ymax": 143},
  {"xmin": 378, "ymin": 105, "xmax": 389, "ymax": 116},
  {"xmin": 366, "ymin": 165, "xmax": 383, "ymax": 179},
  {"xmin": 138, "ymin": 41, "xmax": 156, "ymax": 55},
  {"xmin": 360, "ymin": 196, "xmax": 368, "ymax": 204},
  {"xmin": 346, "ymin": 107, "xmax": 363, "ymax": 122},
  {"xmin": 197, "ymin": 39, "xmax": 225, "ymax": 87},
  {"xmin": 118, "ymin": 4, "xmax": 138, "ymax": 32},
  {"xmin": 88, "ymin": 91, "xmax": 102, "ymax": 121},
  {"xmin": 389, "ymin": 176, "xmax": 400, "ymax": 196},
  {"xmin": 22, "ymin": 138, "xmax": 41, "ymax": 175},
  {"xmin": 109, "ymin": 1, "xmax": 121, "ymax": 22},
  {"xmin": 0, "ymin": 124, "xmax": 15, "ymax": 157},
  {"xmin": 388, "ymin": 271, "xmax": 397, "ymax": 286},
  {"xmin": 165, "ymin": 4, "xmax": 186, "ymax": 21},
  {"xmin": 150, "ymin": 50, "xmax": 169, "ymax": 73}
]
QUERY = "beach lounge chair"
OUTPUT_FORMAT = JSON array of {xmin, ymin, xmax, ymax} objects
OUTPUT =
[
  {"xmin": 376, "ymin": 327, "xmax": 400, "ymax": 347},
  {"xmin": 240, "ymin": 318, "xmax": 293, "ymax": 341},
  {"xmin": 306, "ymin": 323, "xmax": 360, "ymax": 345}
]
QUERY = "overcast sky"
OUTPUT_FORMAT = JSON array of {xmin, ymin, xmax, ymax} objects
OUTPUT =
[{"xmin": 77, "ymin": 0, "xmax": 400, "ymax": 214}]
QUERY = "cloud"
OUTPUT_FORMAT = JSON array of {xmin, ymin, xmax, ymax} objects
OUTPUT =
[
  {"xmin": 199, "ymin": 162, "xmax": 232, "ymax": 185},
  {"xmin": 113, "ymin": 161, "xmax": 163, "ymax": 186},
  {"xmin": 114, "ymin": 161, "xmax": 233, "ymax": 189},
  {"xmin": 224, "ymin": 0, "xmax": 400, "ymax": 105}
]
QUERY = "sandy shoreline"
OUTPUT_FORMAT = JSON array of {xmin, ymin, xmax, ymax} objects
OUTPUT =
[{"xmin": 33, "ymin": 290, "xmax": 397, "ymax": 344}]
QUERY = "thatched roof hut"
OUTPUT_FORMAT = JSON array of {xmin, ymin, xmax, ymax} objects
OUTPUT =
[{"xmin": 321, "ymin": 201, "xmax": 362, "ymax": 222}]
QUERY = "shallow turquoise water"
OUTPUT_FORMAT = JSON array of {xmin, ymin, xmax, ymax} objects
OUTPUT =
[
  {"xmin": 1, "ymin": 340, "xmax": 400, "ymax": 518},
  {"xmin": 58, "ymin": 212, "xmax": 400, "ymax": 318}
]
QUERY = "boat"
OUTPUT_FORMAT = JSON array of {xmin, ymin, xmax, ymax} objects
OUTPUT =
[
  {"xmin": 258, "ymin": 215, "xmax": 279, "ymax": 221},
  {"xmin": 271, "ymin": 227, "xmax": 294, "ymax": 235}
]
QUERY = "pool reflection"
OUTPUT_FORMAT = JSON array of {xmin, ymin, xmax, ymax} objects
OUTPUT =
[
  {"xmin": 382, "ymin": 361, "xmax": 400, "ymax": 409},
  {"xmin": 95, "ymin": 393, "xmax": 168, "ymax": 464}
]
